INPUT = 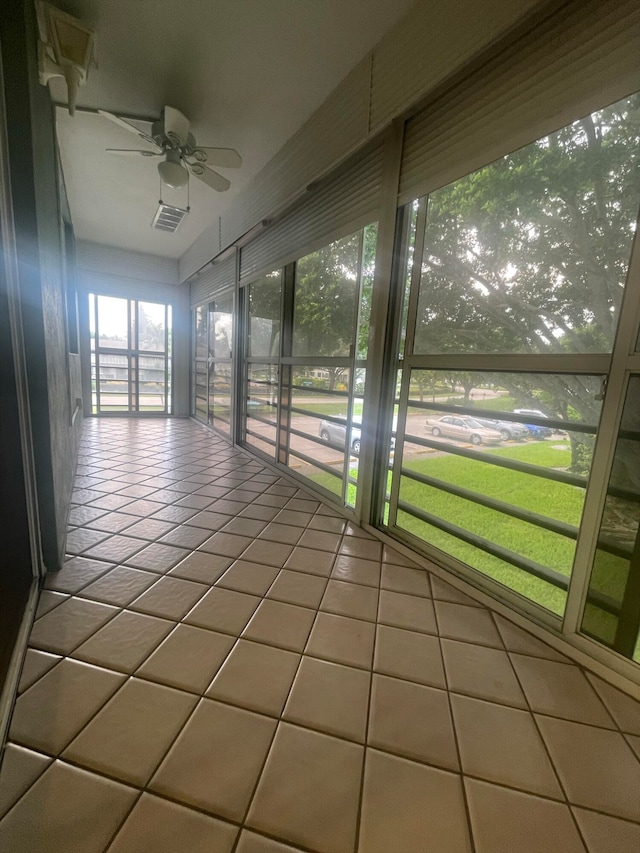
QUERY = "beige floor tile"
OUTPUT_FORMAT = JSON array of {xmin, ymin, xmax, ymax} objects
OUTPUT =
[
  {"xmin": 468, "ymin": 779, "xmax": 586, "ymax": 853},
  {"xmin": 536, "ymin": 715, "xmax": 640, "ymax": 822},
  {"xmin": 247, "ymin": 723, "xmax": 363, "ymax": 853},
  {"xmin": 129, "ymin": 576, "xmax": 208, "ymax": 619},
  {"xmin": 207, "ymin": 639, "xmax": 300, "ymax": 715},
  {"xmin": 29, "ymin": 597, "xmax": 118, "ymax": 655},
  {"xmin": 266, "ymin": 570, "xmax": 327, "ymax": 608},
  {"xmin": 511, "ymin": 655, "xmax": 614, "ymax": 727},
  {"xmin": 85, "ymin": 511, "xmax": 139, "ymax": 534},
  {"xmin": 368, "ymin": 674, "xmax": 458, "ymax": 769},
  {"xmin": 627, "ymin": 733, "xmax": 640, "ymax": 760},
  {"xmin": 435, "ymin": 601, "xmax": 502, "ymax": 647},
  {"xmin": 17, "ymin": 648, "xmax": 61, "ymax": 693},
  {"xmin": 216, "ymin": 560, "xmax": 280, "ymax": 596},
  {"xmin": 451, "ymin": 693, "xmax": 562, "ymax": 797},
  {"xmin": 441, "ymin": 638, "xmax": 527, "ymax": 708},
  {"xmin": 137, "ymin": 624, "xmax": 234, "ymax": 693},
  {"xmin": 35, "ymin": 589, "xmax": 69, "ymax": 618},
  {"xmin": 572, "ymin": 806, "xmax": 640, "ymax": 853},
  {"xmin": 168, "ymin": 551, "xmax": 232, "ymax": 583},
  {"xmin": 306, "ymin": 612, "xmax": 375, "ymax": 669},
  {"xmin": 72, "ymin": 610, "xmax": 174, "ymax": 672},
  {"xmin": 220, "ymin": 517, "xmax": 269, "ymax": 538},
  {"xmin": 83, "ymin": 534, "xmax": 146, "ymax": 563},
  {"xmin": 184, "ymin": 587, "xmax": 261, "ymax": 635},
  {"xmin": 381, "ymin": 544, "xmax": 420, "ymax": 567},
  {"xmin": 109, "ymin": 793, "xmax": 238, "ymax": 853},
  {"xmin": 258, "ymin": 522, "xmax": 304, "ymax": 546},
  {"xmin": 241, "ymin": 540, "xmax": 294, "ymax": 567},
  {"xmin": 380, "ymin": 563, "xmax": 431, "ymax": 597},
  {"xmin": 494, "ymin": 614, "xmax": 568, "ymax": 661},
  {"xmin": 0, "ymin": 760, "xmax": 137, "ymax": 853},
  {"xmin": 186, "ymin": 509, "xmax": 234, "ymax": 530},
  {"xmin": 125, "ymin": 542, "xmax": 190, "ymax": 572},
  {"xmin": 199, "ymin": 531, "xmax": 253, "ymax": 558},
  {"xmin": 284, "ymin": 657, "xmax": 370, "ymax": 742},
  {"xmin": 338, "ymin": 536, "xmax": 383, "ymax": 561},
  {"xmin": 64, "ymin": 678, "xmax": 196, "ymax": 785},
  {"xmin": 377, "ymin": 589, "xmax": 437, "ymax": 634},
  {"xmin": 297, "ymin": 529, "xmax": 342, "ymax": 553},
  {"xmin": 44, "ymin": 556, "xmax": 114, "ymax": 594},
  {"xmin": 10, "ymin": 658, "xmax": 125, "ymax": 754},
  {"xmin": 160, "ymin": 524, "xmax": 212, "ymax": 549},
  {"xmin": 430, "ymin": 575, "xmax": 483, "ymax": 607},
  {"xmin": 284, "ymin": 546, "xmax": 335, "ymax": 576},
  {"xmin": 308, "ymin": 514, "xmax": 347, "ymax": 535},
  {"xmin": 236, "ymin": 831, "xmax": 305, "ymax": 852},
  {"xmin": 374, "ymin": 624, "xmax": 445, "ymax": 687},
  {"xmin": 0, "ymin": 744, "xmax": 53, "ymax": 818},
  {"xmin": 585, "ymin": 673, "xmax": 640, "ymax": 735},
  {"xmin": 242, "ymin": 600, "xmax": 315, "ymax": 652},
  {"xmin": 151, "ymin": 699, "xmax": 276, "ymax": 820},
  {"xmin": 125, "ymin": 518, "xmax": 176, "ymax": 540},
  {"xmin": 358, "ymin": 748, "xmax": 471, "ymax": 853},
  {"xmin": 331, "ymin": 554, "xmax": 381, "ymax": 587},
  {"xmin": 320, "ymin": 579, "xmax": 379, "ymax": 621},
  {"xmin": 79, "ymin": 566, "xmax": 158, "ymax": 606}
]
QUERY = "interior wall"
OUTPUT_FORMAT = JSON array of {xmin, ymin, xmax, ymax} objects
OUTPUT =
[
  {"xmin": 179, "ymin": 0, "xmax": 543, "ymax": 281},
  {"xmin": 75, "ymin": 241, "xmax": 189, "ymax": 416},
  {"xmin": 1, "ymin": 0, "xmax": 82, "ymax": 572}
]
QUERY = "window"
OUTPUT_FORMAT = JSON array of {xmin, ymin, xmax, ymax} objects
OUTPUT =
[{"xmin": 386, "ymin": 93, "xmax": 640, "ymax": 617}]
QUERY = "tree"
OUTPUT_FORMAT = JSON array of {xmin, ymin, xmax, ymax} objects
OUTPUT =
[{"xmin": 413, "ymin": 93, "xmax": 640, "ymax": 471}]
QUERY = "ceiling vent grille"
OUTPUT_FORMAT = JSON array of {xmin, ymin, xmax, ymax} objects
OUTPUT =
[{"xmin": 151, "ymin": 203, "xmax": 189, "ymax": 233}]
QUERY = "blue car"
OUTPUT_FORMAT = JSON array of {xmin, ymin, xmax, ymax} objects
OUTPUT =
[{"xmin": 524, "ymin": 422, "xmax": 553, "ymax": 439}]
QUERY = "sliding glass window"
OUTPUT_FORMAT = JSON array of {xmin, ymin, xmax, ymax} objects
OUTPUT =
[
  {"xmin": 385, "ymin": 93, "xmax": 640, "ymax": 618},
  {"xmin": 191, "ymin": 290, "xmax": 234, "ymax": 436}
]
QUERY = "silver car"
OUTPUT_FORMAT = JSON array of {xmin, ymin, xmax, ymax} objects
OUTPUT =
[
  {"xmin": 427, "ymin": 415, "xmax": 503, "ymax": 445},
  {"xmin": 319, "ymin": 418, "xmax": 362, "ymax": 453},
  {"xmin": 475, "ymin": 417, "xmax": 529, "ymax": 440}
]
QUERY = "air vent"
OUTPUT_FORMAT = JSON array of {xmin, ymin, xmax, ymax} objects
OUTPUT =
[{"xmin": 151, "ymin": 203, "xmax": 189, "ymax": 233}]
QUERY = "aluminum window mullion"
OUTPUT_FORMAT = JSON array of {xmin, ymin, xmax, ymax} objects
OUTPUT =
[{"xmin": 387, "ymin": 198, "xmax": 428, "ymax": 528}]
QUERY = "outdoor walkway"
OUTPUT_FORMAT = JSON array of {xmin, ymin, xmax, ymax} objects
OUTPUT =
[{"xmin": 1, "ymin": 418, "xmax": 639, "ymax": 852}]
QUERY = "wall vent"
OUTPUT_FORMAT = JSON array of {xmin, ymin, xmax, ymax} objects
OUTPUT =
[{"xmin": 151, "ymin": 203, "xmax": 189, "ymax": 233}]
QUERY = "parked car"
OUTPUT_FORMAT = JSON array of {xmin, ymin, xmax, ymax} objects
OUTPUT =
[
  {"xmin": 475, "ymin": 417, "xmax": 529, "ymax": 441},
  {"xmin": 512, "ymin": 409, "xmax": 554, "ymax": 439},
  {"xmin": 427, "ymin": 416, "xmax": 503, "ymax": 445},
  {"xmin": 523, "ymin": 422, "xmax": 553, "ymax": 439},
  {"xmin": 319, "ymin": 416, "xmax": 396, "ymax": 455},
  {"xmin": 319, "ymin": 417, "xmax": 363, "ymax": 454}
]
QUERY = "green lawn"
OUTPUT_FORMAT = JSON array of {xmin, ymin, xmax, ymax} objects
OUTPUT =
[{"xmin": 308, "ymin": 439, "xmax": 627, "ymax": 619}]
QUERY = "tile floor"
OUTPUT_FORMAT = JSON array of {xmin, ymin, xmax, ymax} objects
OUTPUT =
[{"xmin": 1, "ymin": 418, "xmax": 640, "ymax": 852}]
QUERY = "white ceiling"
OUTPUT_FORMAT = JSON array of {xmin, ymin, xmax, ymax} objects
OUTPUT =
[{"xmin": 52, "ymin": 0, "xmax": 415, "ymax": 259}]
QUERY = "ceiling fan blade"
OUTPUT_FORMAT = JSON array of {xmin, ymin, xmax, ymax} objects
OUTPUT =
[
  {"xmin": 190, "ymin": 147, "xmax": 242, "ymax": 168},
  {"xmin": 164, "ymin": 106, "xmax": 190, "ymax": 147},
  {"xmin": 98, "ymin": 109, "xmax": 160, "ymax": 149},
  {"xmin": 189, "ymin": 162, "xmax": 231, "ymax": 192},
  {"xmin": 106, "ymin": 148, "xmax": 161, "ymax": 157}
]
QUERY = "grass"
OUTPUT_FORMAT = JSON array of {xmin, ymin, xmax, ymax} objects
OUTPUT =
[{"xmin": 308, "ymin": 438, "xmax": 627, "ymax": 619}]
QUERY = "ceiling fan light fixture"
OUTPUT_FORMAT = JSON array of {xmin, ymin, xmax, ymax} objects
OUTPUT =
[{"xmin": 157, "ymin": 150, "xmax": 189, "ymax": 188}]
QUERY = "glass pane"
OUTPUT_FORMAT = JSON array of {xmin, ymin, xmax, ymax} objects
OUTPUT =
[
  {"xmin": 248, "ymin": 272, "xmax": 282, "ymax": 357},
  {"xmin": 356, "ymin": 223, "xmax": 378, "ymax": 360},
  {"xmin": 138, "ymin": 302, "xmax": 166, "ymax": 352},
  {"xmin": 89, "ymin": 293, "xmax": 96, "ymax": 351},
  {"xmin": 97, "ymin": 296, "xmax": 128, "ymax": 349},
  {"xmin": 194, "ymin": 362, "xmax": 207, "ymax": 422},
  {"xmin": 195, "ymin": 306, "xmax": 208, "ymax": 358},
  {"xmin": 581, "ymin": 376, "xmax": 640, "ymax": 661},
  {"xmin": 293, "ymin": 231, "xmax": 361, "ymax": 357},
  {"xmin": 210, "ymin": 363, "xmax": 232, "ymax": 432},
  {"xmin": 245, "ymin": 363, "xmax": 279, "ymax": 460},
  {"xmin": 138, "ymin": 355, "xmax": 166, "ymax": 412},
  {"xmin": 414, "ymin": 94, "xmax": 640, "ymax": 356},
  {"xmin": 392, "ymin": 369, "xmax": 604, "ymax": 615},
  {"xmin": 210, "ymin": 291, "xmax": 233, "ymax": 359},
  {"xmin": 98, "ymin": 353, "xmax": 129, "ymax": 412}
]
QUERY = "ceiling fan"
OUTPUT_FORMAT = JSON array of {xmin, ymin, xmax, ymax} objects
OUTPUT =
[{"xmin": 99, "ymin": 105, "xmax": 242, "ymax": 192}]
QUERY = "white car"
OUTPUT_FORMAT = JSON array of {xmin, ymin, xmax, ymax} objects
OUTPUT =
[{"xmin": 427, "ymin": 415, "xmax": 503, "ymax": 445}]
